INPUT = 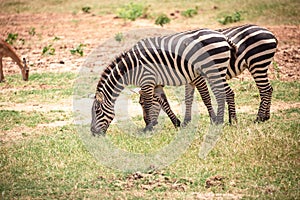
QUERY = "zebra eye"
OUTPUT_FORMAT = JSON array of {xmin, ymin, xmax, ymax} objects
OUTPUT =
[{"xmin": 93, "ymin": 100, "xmax": 102, "ymax": 111}]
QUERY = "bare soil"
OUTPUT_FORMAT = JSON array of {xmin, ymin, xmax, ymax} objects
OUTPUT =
[
  {"xmin": 0, "ymin": 13, "xmax": 299, "ymax": 81},
  {"xmin": 1, "ymin": 13, "xmax": 299, "ymax": 125}
]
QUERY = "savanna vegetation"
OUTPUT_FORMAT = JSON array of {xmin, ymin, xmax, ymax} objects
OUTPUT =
[{"xmin": 0, "ymin": 0, "xmax": 299, "ymax": 199}]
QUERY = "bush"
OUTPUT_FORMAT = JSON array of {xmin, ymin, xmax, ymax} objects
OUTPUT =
[
  {"xmin": 82, "ymin": 6, "xmax": 91, "ymax": 13},
  {"xmin": 29, "ymin": 27, "xmax": 36, "ymax": 36},
  {"xmin": 70, "ymin": 44, "xmax": 85, "ymax": 56},
  {"xmin": 218, "ymin": 11, "xmax": 242, "ymax": 25},
  {"xmin": 155, "ymin": 14, "xmax": 171, "ymax": 27},
  {"xmin": 42, "ymin": 44, "xmax": 55, "ymax": 56},
  {"xmin": 114, "ymin": 32, "xmax": 124, "ymax": 42},
  {"xmin": 117, "ymin": 3, "xmax": 145, "ymax": 21},
  {"xmin": 5, "ymin": 33, "xmax": 18, "ymax": 45},
  {"xmin": 181, "ymin": 8, "xmax": 198, "ymax": 18}
]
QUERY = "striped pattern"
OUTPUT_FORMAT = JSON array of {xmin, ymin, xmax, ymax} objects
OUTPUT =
[
  {"xmin": 139, "ymin": 86, "xmax": 181, "ymax": 127},
  {"xmin": 91, "ymin": 28, "xmax": 232, "ymax": 135},
  {"xmin": 142, "ymin": 24, "xmax": 278, "ymax": 126}
]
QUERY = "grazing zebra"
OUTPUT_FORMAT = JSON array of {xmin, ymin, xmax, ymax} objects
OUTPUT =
[
  {"xmin": 91, "ymin": 28, "xmax": 234, "ymax": 135},
  {"xmin": 139, "ymin": 24, "xmax": 278, "ymax": 126}
]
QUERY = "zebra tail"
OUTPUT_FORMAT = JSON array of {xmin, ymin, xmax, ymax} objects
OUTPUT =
[{"xmin": 226, "ymin": 37, "xmax": 237, "ymax": 59}]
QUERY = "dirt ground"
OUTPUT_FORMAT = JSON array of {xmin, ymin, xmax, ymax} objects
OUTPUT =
[{"xmin": 0, "ymin": 13, "xmax": 299, "ymax": 81}]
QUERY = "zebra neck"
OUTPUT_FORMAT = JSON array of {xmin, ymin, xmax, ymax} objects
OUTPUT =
[{"xmin": 98, "ymin": 49, "xmax": 141, "ymax": 106}]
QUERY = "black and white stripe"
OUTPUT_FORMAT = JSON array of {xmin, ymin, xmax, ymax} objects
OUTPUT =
[
  {"xmin": 142, "ymin": 24, "xmax": 278, "ymax": 126},
  {"xmin": 91, "ymin": 28, "xmax": 233, "ymax": 135}
]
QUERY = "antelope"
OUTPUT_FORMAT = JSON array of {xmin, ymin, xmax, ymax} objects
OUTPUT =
[{"xmin": 0, "ymin": 38, "xmax": 29, "ymax": 82}]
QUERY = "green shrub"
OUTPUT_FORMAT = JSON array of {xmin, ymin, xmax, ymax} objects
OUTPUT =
[
  {"xmin": 53, "ymin": 36, "xmax": 60, "ymax": 41},
  {"xmin": 117, "ymin": 3, "xmax": 144, "ymax": 21},
  {"xmin": 114, "ymin": 32, "xmax": 124, "ymax": 42},
  {"xmin": 42, "ymin": 44, "xmax": 55, "ymax": 56},
  {"xmin": 218, "ymin": 11, "xmax": 242, "ymax": 25},
  {"xmin": 82, "ymin": 6, "xmax": 91, "ymax": 13},
  {"xmin": 181, "ymin": 8, "xmax": 198, "ymax": 18},
  {"xmin": 70, "ymin": 44, "xmax": 85, "ymax": 56},
  {"xmin": 155, "ymin": 14, "xmax": 171, "ymax": 27},
  {"xmin": 5, "ymin": 33, "xmax": 18, "ymax": 45},
  {"xmin": 29, "ymin": 27, "xmax": 36, "ymax": 36}
]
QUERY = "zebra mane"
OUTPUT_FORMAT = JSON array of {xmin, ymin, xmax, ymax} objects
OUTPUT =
[{"xmin": 96, "ymin": 51, "xmax": 130, "ymax": 91}]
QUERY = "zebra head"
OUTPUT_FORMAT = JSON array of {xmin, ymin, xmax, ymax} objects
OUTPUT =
[{"xmin": 90, "ymin": 91, "xmax": 115, "ymax": 136}]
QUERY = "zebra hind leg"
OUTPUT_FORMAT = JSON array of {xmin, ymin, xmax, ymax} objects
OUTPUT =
[
  {"xmin": 225, "ymin": 84, "xmax": 237, "ymax": 125},
  {"xmin": 255, "ymin": 87, "xmax": 273, "ymax": 122},
  {"xmin": 210, "ymin": 86, "xmax": 226, "ymax": 125}
]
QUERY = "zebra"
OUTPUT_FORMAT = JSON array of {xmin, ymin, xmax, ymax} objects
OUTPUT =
[
  {"xmin": 138, "ymin": 24, "xmax": 278, "ymax": 126},
  {"xmin": 91, "ymin": 28, "xmax": 234, "ymax": 135}
]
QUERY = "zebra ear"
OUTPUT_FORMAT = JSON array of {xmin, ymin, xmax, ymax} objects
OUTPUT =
[{"xmin": 95, "ymin": 91, "xmax": 104, "ymax": 103}]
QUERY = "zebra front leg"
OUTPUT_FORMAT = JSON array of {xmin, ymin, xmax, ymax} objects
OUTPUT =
[
  {"xmin": 210, "ymin": 81, "xmax": 226, "ymax": 124},
  {"xmin": 225, "ymin": 83, "xmax": 237, "ymax": 124},
  {"xmin": 150, "ymin": 86, "xmax": 181, "ymax": 128},
  {"xmin": 140, "ymin": 86, "xmax": 156, "ymax": 132},
  {"xmin": 194, "ymin": 77, "xmax": 216, "ymax": 124},
  {"xmin": 215, "ymin": 93, "xmax": 226, "ymax": 124},
  {"xmin": 158, "ymin": 92, "xmax": 181, "ymax": 128},
  {"xmin": 139, "ymin": 93, "xmax": 159, "ymax": 127}
]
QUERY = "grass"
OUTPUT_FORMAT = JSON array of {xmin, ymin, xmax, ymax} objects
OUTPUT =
[
  {"xmin": 0, "ymin": 72, "xmax": 76, "ymax": 104},
  {"xmin": 1, "ymin": 71, "xmax": 299, "ymax": 198},
  {"xmin": 0, "ymin": 110, "xmax": 298, "ymax": 198},
  {"xmin": 0, "ymin": 110, "xmax": 69, "ymax": 131}
]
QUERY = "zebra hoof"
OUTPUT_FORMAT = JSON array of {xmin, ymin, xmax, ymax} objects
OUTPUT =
[
  {"xmin": 143, "ymin": 125, "xmax": 153, "ymax": 132},
  {"xmin": 254, "ymin": 115, "xmax": 270, "ymax": 123},
  {"xmin": 152, "ymin": 120, "xmax": 158, "ymax": 127},
  {"xmin": 211, "ymin": 116, "xmax": 224, "ymax": 125},
  {"xmin": 229, "ymin": 117, "xmax": 238, "ymax": 126},
  {"xmin": 181, "ymin": 120, "xmax": 190, "ymax": 128},
  {"xmin": 174, "ymin": 119, "xmax": 181, "ymax": 128},
  {"xmin": 182, "ymin": 118, "xmax": 191, "ymax": 126}
]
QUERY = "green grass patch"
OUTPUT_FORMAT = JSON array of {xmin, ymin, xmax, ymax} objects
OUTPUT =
[
  {"xmin": 0, "ymin": 72, "xmax": 76, "ymax": 104},
  {"xmin": 0, "ymin": 108, "xmax": 299, "ymax": 198},
  {"xmin": 0, "ymin": 72, "xmax": 76, "ymax": 88},
  {"xmin": 0, "ymin": 110, "xmax": 70, "ymax": 131},
  {"xmin": 0, "ymin": 87, "xmax": 73, "ymax": 104},
  {"xmin": 0, "ymin": 125, "xmax": 111, "ymax": 199},
  {"xmin": 228, "ymin": 80, "xmax": 300, "ymax": 106},
  {"xmin": 271, "ymin": 81, "xmax": 300, "ymax": 102}
]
